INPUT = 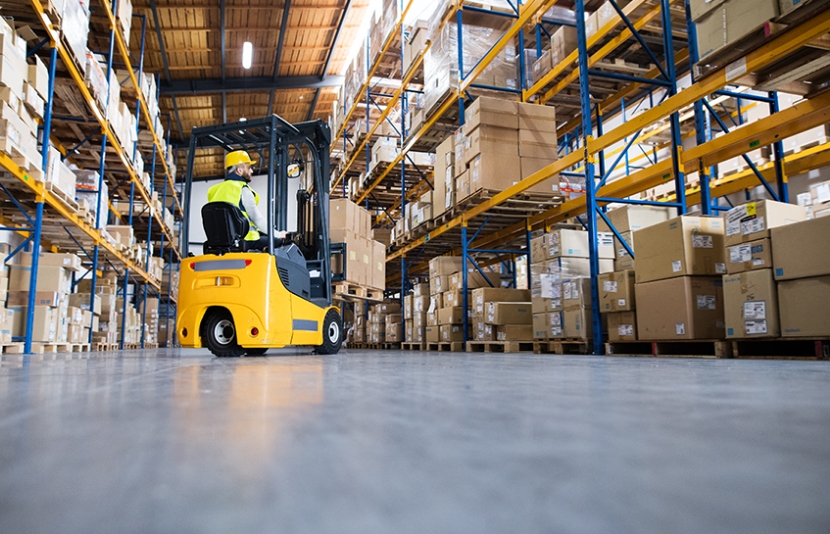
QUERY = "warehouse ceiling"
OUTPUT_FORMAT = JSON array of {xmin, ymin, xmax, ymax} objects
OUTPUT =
[{"xmin": 129, "ymin": 0, "xmax": 373, "ymax": 179}]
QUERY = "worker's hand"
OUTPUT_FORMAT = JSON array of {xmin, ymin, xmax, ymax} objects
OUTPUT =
[{"xmin": 275, "ymin": 230, "xmax": 287, "ymax": 239}]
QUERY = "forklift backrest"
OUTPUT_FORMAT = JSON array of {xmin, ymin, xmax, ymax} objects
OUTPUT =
[{"xmin": 202, "ymin": 202, "xmax": 250, "ymax": 255}]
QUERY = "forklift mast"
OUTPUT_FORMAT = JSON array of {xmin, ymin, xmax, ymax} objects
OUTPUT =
[{"xmin": 182, "ymin": 115, "xmax": 334, "ymax": 307}]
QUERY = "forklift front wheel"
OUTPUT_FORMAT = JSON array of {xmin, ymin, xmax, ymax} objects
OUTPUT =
[
  {"xmin": 316, "ymin": 309, "xmax": 343, "ymax": 355},
  {"xmin": 203, "ymin": 309, "xmax": 246, "ymax": 357}
]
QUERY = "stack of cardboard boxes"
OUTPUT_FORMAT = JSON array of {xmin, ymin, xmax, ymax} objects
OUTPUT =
[
  {"xmin": 367, "ymin": 301, "xmax": 401, "ymax": 343},
  {"xmin": 799, "ymin": 179, "xmax": 830, "ymax": 219},
  {"xmin": 691, "ymin": 0, "xmax": 779, "ymax": 62},
  {"xmin": 352, "ymin": 301, "xmax": 367, "ymax": 343},
  {"xmin": 634, "ymin": 216, "xmax": 727, "ymax": 340},
  {"xmin": 530, "ymin": 229, "xmax": 614, "ymax": 340},
  {"xmin": 598, "ymin": 206, "xmax": 674, "ymax": 341},
  {"xmin": 330, "ymin": 199, "xmax": 386, "ymax": 291},
  {"xmin": 141, "ymin": 297, "xmax": 160, "ymax": 345},
  {"xmin": 404, "ymin": 283, "xmax": 430, "ymax": 343},
  {"xmin": 7, "ymin": 252, "xmax": 84, "ymax": 343},
  {"xmin": 471, "ymin": 288, "xmax": 533, "ymax": 341},
  {"xmin": 454, "ymin": 97, "xmax": 560, "ymax": 203}
]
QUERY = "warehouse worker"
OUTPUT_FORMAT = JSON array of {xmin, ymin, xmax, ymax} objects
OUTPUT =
[{"xmin": 207, "ymin": 150, "xmax": 272, "ymax": 250}]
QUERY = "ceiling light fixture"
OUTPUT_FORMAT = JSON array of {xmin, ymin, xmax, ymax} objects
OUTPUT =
[{"xmin": 242, "ymin": 42, "xmax": 253, "ymax": 69}]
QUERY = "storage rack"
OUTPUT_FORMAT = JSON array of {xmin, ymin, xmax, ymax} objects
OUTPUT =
[
  {"xmin": 0, "ymin": 0, "xmax": 182, "ymax": 353},
  {"xmin": 330, "ymin": 0, "xmax": 830, "ymax": 353}
]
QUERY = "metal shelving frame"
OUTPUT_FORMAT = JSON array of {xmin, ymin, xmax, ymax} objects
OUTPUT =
[
  {"xmin": 0, "ymin": 0, "xmax": 183, "ymax": 352},
  {"xmin": 337, "ymin": 0, "xmax": 830, "ymax": 353}
]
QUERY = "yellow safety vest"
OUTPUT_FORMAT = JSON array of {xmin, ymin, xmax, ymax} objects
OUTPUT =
[{"xmin": 207, "ymin": 178, "xmax": 261, "ymax": 241}]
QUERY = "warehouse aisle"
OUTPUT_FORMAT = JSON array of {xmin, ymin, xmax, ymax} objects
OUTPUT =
[{"xmin": 1, "ymin": 349, "xmax": 829, "ymax": 533}]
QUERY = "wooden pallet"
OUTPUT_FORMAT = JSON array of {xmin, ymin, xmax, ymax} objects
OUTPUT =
[
  {"xmin": 466, "ymin": 341, "xmax": 535, "ymax": 353},
  {"xmin": 2, "ymin": 343, "xmax": 58, "ymax": 355},
  {"xmin": 53, "ymin": 343, "xmax": 91, "ymax": 353},
  {"xmin": 401, "ymin": 342, "xmax": 426, "ymax": 351},
  {"xmin": 730, "ymin": 338, "xmax": 830, "ymax": 360},
  {"xmin": 143, "ymin": 343, "xmax": 159, "ymax": 349},
  {"xmin": 426, "ymin": 342, "xmax": 465, "ymax": 352},
  {"xmin": 534, "ymin": 339, "xmax": 591, "ymax": 355},
  {"xmin": 605, "ymin": 340, "xmax": 732, "ymax": 359},
  {"xmin": 93, "ymin": 343, "xmax": 118, "ymax": 352},
  {"xmin": 333, "ymin": 282, "xmax": 383, "ymax": 302}
]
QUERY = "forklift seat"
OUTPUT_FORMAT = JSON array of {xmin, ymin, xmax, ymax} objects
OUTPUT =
[{"xmin": 202, "ymin": 202, "xmax": 252, "ymax": 255}]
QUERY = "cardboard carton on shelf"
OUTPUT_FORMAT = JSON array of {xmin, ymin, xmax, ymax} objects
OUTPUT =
[
  {"xmin": 562, "ymin": 306, "xmax": 592, "ymax": 340},
  {"xmin": 771, "ymin": 216, "xmax": 830, "ymax": 281},
  {"xmin": 607, "ymin": 311, "xmax": 638, "ymax": 342},
  {"xmin": 606, "ymin": 205, "xmax": 675, "ymax": 234},
  {"xmin": 485, "ymin": 302, "xmax": 532, "ymax": 326},
  {"xmin": 598, "ymin": 270, "xmax": 636, "ymax": 312},
  {"xmin": 463, "ymin": 96, "xmax": 518, "ymax": 131},
  {"xmin": 635, "ymin": 276, "xmax": 725, "ymax": 341},
  {"xmin": 778, "ymin": 276, "xmax": 830, "ymax": 337},
  {"xmin": 694, "ymin": 0, "xmax": 780, "ymax": 61},
  {"xmin": 634, "ymin": 216, "xmax": 726, "ymax": 283},
  {"xmin": 471, "ymin": 288, "xmax": 531, "ymax": 314},
  {"xmin": 726, "ymin": 238, "xmax": 773, "ymax": 275},
  {"xmin": 723, "ymin": 269, "xmax": 780, "ymax": 339},
  {"xmin": 437, "ymin": 306, "xmax": 464, "ymax": 326},
  {"xmin": 724, "ymin": 199, "xmax": 806, "ymax": 247},
  {"xmin": 440, "ymin": 324, "xmax": 465, "ymax": 342}
]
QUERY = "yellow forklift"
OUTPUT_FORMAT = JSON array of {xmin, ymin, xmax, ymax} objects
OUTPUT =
[{"xmin": 177, "ymin": 115, "xmax": 342, "ymax": 356}]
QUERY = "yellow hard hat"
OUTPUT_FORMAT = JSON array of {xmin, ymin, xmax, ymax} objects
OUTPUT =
[{"xmin": 225, "ymin": 150, "xmax": 256, "ymax": 169}]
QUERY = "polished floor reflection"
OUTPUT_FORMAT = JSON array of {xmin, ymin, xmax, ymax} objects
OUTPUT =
[{"xmin": 1, "ymin": 348, "xmax": 829, "ymax": 533}]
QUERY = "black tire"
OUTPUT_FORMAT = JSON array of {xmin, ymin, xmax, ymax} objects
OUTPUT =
[
  {"xmin": 202, "ymin": 309, "xmax": 246, "ymax": 357},
  {"xmin": 316, "ymin": 309, "xmax": 343, "ymax": 355},
  {"xmin": 246, "ymin": 348, "xmax": 269, "ymax": 356}
]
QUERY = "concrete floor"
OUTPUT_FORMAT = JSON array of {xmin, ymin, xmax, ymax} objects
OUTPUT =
[{"xmin": 1, "ymin": 349, "xmax": 829, "ymax": 534}]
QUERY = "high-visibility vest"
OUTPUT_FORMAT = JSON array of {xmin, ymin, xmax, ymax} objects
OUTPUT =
[{"xmin": 207, "ymin": 178, "xmax": 261, "ymax": 241}]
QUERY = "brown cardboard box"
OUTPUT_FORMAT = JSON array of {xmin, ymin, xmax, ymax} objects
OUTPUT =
[
  {"xmin": 386, "ymin": 321, "xmax": 402, "ymax": 342},
  {"xmin": 456, "ymin": 169, "xmax": 472, "ymax": 201},
  {"xmin": 551, "ymin": 25, "xmax": 578, "ymax": 65},
  {"xmin": 614, "ymin": 231, "xmax": 635, "ymax": 271},
  {"xmin": 448, "ymin": 270, "xmax": 499, "ymax": 291},
  {"xmin": 562, "ymin": 278, "xmax": 593, "ymax": 309},
  {"xmin": 531, "ymin": 51, "xmax": 552, "ymax": 84},
  {"xmin": 378, "ymin": 302, "xmax": 401, "ymax": 314},
  {"xmin": 440, "ymin": 324, "xmax": 465, "ymax": 342},
  {"xmin": 412, "ymin": 295, "xmax": 430, "ymax": 314},
  {"xmin": 726, "ymin": 238, "xmax": 773, "ymax": 275},
  {"xmin": 519, "ymin": 157, "xmax": 560, "ymax": 194},
  {"xmin": 414, "ymin": 283, "xmax": 430, "ymax": 297},
  {"xmin": 464, "ymin": 96, "xmax": 518, "ymax": 131},
  {"xmin": 695, "ymin": 0, "xmax": 779, "ymax": 61},
  {"xmin": 430, "ymin": 256, "xmax": 464, "ymax": 278},
  {"xmin": 473, "ymin": 320, "xmax": 496, "ymax": 341},
  {"xmin": 471, "ymin": 288, "xmax": 531, "ymax": 314},
  {"xmin": 532, "ymin": 312, "xmax": 549, "ymax": 339},
  {"xmin": 413, "ymin": 313, "xmax": 427, "ymax": 331},
  {"xmin": 779, "ymin": 0, "xmax": 824, "ymax": 17},
  {"xmin": 371, "ymin": 240, "xmax": 386, "ymax": 290},
  {"xmin": 11, "ymin": 305, "xmax": 55, "ymax": 342},
  {"xmin": 598, "ymin": 270, "xmax": 636, "ymax": 312},
  {"xmin": 433, "ymin": 136, "xmax": 455, "ymax": 217},
  {"xmin": 544, "ymin": 229, "xmax": 614, "ymax": 259},
  {"xmin": 438, "ymin": 306, "xmax": 464, "ymax": 325},
  {"xmin": 771, "ymin": 216, "xmax": 830, "ymax": 281},
  {"xmin": 562, "ymin": 306, "xmax": 591, "ymax": 340},
  {"xmin": 331, "ymin": 198, "xmax": 372, "ymax": 236},
  {"xmin": 69, "ymin": 293, "xmax": 102, "ymax": 316},
  {"xmin": 607, "ymin": 311, "xmax": 637, "ymax": 342},
  {"xmin": 532, "ymin": 295, "xmax": 559, "ymax": 314},
  {"xmin": 441, "ymin": 290, "xmax": 466, "ymax": 309},
  {"xmin": 469, "ymin": 152, "xmax": 522, "ymax": 193},
  {"xmin": 517, "ymin": 101, "xmax": 557, "ymax": 132},
  {"xmin": 430, "ymin": 275, "xmax": 450, "ymax": 295},
  {"xmin": 8, "ymin": 265, "xmax": 70, "ymax": 294},
  {"xmin": 634, "ymin": 216, "xmax": 726, "ymax": 283},
  {"xmin": 724, "ymin": 200, "xmax": 806, "ymax": 247},
  {"xmin": 6, "ymin": 291, "xmax": 59, "ymax": 307},
  {"xmin": 404, "ymin": 295, "xmax": 413, "ymax": 319},
  {"xmin": 486, "ymin": 302, "xmax": 532, "ymax": 325},
  {"xmin": 425, "ymin": 325, "xmax": 440, "ymax": 343},
  {"xmin": 723, "ymin": 269, "xmax": 780, "ymax": 339},
  {"xmin": 606, "ymin": 205, "xmax": 674, "ymax": 234},
  {"xmin": 689, "ymin": 0, "xmax": 727, "ymax": 21},
  {"xmin": 464, "ymin": 125, "xmax": 519, "ymax": 164},
  {"xmin": 18, "ymin": 251, "xmax": 83, "ymax": 272},
  {"xmin": 497, "ymin": 324, "xmax": 533, "ymax": 341},
  {"xmin": 519, "ymin": 127, "xmax": 558, "ymax": 155},
  {"xmin": 778, "ymin": 276, "xmax": 830, "ymax": 337},
  {"xmin": 635, "ymin": 276, "xmax": 725, "ymax": 340}
]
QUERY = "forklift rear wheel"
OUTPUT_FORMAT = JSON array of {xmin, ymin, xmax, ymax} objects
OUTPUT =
[
  {"xmin": 246, "ymin": 348, "xmax": 269, "ymax": 356},
  {"xmin": 203, "ymin": 310, "xmax": 246, "ymax": 357},
  {"xmin": 316, "ymin": 309, "xmax": 343, "ymax": 355}
]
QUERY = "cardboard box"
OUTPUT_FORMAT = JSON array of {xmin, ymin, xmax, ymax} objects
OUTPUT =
[
  {"xmin": 496, "ymin": 324, "xmax": 533, "ymax": 341},
  {"xmin": 689, "ymin": 0, "xmax": 728, "ymax": 21},
  {"xmin": 6, "ymin": 291, "xmax": 59, "ymax": 307},
  {"xmin": 634, "ymin": 216, "xmax": 726, "ymax": 283},
  {"xmin": 469, "ymin": 152, "xmax": 522, "ymax": 193},
  {"xmin": 11, "ymin": 305, "xmax": 56, "ymax": 342},
  {"xmin": 635, "ymin": 276, "xmax": 725, "ymax": 340},
  {"xmin": 448, "ymin": 269, "xmax": 499, "ymax": 291},
  {"xmin": 433, "ymin": 136, "xmax": 455, "ymax": 218},
  {"xmin": 464, "ymin": 125, "xmax": 518, "ymax": 164},
  {"xmin": 8, "ymin": 265, "xmax": 70, "ymax": 294},
  {"xmin": 607, "ymin": 311, "xmax": 637, "ymax": 342},
  {"xmin": 471, "ymin": 288, "xmax": 531, "ymax": 314},
  {"xmin": 519, "ymin": 157, "xmax": 560, "ymax": 194},
  {"xmin": 455, "ymin": 169, "xmax": 471, "ymax": 201},
  {"xmin": 473, "ymin": 320, "xmax": 496, "ymax": 341},
  {"xmin": 430, "ymin": 256, "xmax": 464, "ymax": 278},
  {"xmin": 726, "ymin": 238, "xmax": 773, "ymax": 275},
  {"xmin": 771, "ymin": 216, "xmax": 830, "ymax": 280},
  {"xmin": 724, "ymin": 200, "xmax": 806, "ymax": 247},
  {"xmin": 778, "ymin": 276, "xmax": 830, "ymax": 337},
  {"xmin": 517, "ymin": 101, "xmax": 557, "ymax": 132},
  {"xmin": 330, "ymin": 198, "xmax": 371, "ymax": 236},
  {"xmin": 723, "ymin": 269, "xmax": 780, "ymax": 339},
  {"xmin": 598, "ymin": 270, "xmax": 636, "ymax": 312},
  {"xmin": 562, "ymin": 278, "xmax": 593, "ymax": 309},
  {"xmin": 606, "ymin": 205, "xmax": 674, "ymax": 234},
  {"xmin": 532, "ymin": 312, "xmax": 549, "ymax": 339},
  {"xmin": 614, "ymin": 231, "xmax": 635, "ymax": 271},
  {"xmin": 531, "ymin": 50, "xmax": 552, "ymax": 83},
  {"xmin": 695, "ymin": 0, "xmax": 779, "ymax": 61},
  {"xmin": 440, "ymin": 324, "xmax": 465, "ymax": 342},
  {"xmin": 544, "ymin": 229, "xmax": 614, "ymax": 259},
  {"xmin": 464, "ymin": 96, "xmax": 518, "ymax": 131},
  {"xmin": 69, "ymin": 293, "xmax": 102, "ymax": 316},
  {"xmin": 779, "ymin": 0, "xmax": 826, "ymax": 17},
  {"xmin": 430, "ymin": 275, "xmax": 449, "ymax": 295},
  {"xmin": 18, "ymin": 251, "xmax": 83, "ymax": 272},
  {"xmin": 486, "ymin": 302, "xmax": 532, "ymax": 325},
  {"xmin": 441, "ymin": 290, "xmax": 468, "ymax": 309},
  {"xmin": 425, "ymin": 325, "xmax": 440, "ymax": 343},
  {"xmin": 28, "ymin": 55, "xmax": 49, "ymax": 99},
  {"xmin": 562, "ymin": 306, "xmax": 591, "ymax": 340},
  {"xmin": 438, "ymin": 306, "xmax": 464, "ymax": 325}
]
